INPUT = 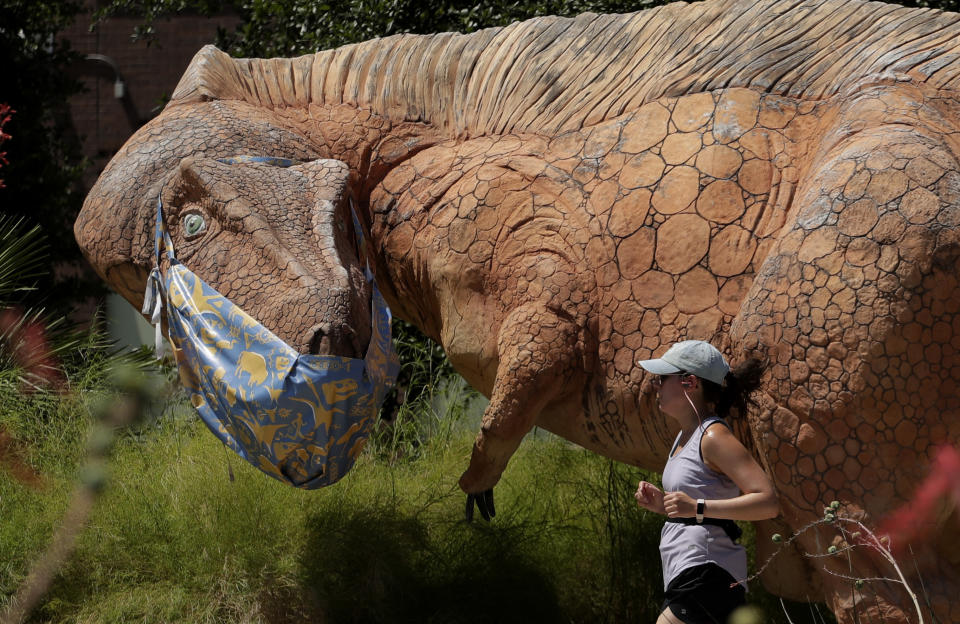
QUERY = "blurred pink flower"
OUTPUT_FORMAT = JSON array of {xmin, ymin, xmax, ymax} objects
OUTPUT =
[
  {"xmin": 875, "ymin": 445, "xmax": 960, "ymax": 555},
  {"xmin": 0, "ymin": 307, "xmax": 63, "ymax": 391}
]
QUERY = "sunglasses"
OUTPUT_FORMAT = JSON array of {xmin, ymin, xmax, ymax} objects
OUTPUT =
[{"xmin": 651, "ymin": 372, "xmax": 691, "ymax": 387}]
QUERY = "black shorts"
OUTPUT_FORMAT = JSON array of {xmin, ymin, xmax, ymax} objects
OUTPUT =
[{"xmin": 661, "ymin": 563, "xmax": 746, "ymax": 624}]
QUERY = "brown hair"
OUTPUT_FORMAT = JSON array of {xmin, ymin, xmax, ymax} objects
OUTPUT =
[{"xmin": 701, "ymin": 357, "xmax": 765, "ymax": 419}]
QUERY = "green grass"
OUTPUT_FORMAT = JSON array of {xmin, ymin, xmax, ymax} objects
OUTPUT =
[{"xmin": 1, "ymin": 380, "xmax": 834, "ymax": 624}]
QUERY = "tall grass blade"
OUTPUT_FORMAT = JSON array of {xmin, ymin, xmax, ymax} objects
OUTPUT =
[{"xmin": 0, "ymin": 216, "xmax": 46, "ymax": 306}]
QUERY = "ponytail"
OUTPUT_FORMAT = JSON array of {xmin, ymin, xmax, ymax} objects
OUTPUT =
[{"xmin": 702, "ymin": 357, "xmax": 765, "ymax": 418}]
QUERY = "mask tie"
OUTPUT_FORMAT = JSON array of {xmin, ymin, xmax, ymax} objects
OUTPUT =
[
  {"xmin": 142, "ymin": 190, "xmax": 177, "ymax": 358},
  {"xmin": 348, "ymin": 197, "xmax": 373, "ymax": 283}
]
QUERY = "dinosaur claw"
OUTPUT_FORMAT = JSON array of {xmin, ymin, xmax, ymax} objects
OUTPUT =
[
  {"xmin": 465, "ymin": 488, "xmax": 496, "ymax": 523},
  {"xmin": 477, "ymin": 492, "xmax": 491, "ymax": 521},
  {"xmin": 484, "ymin": 488, "xmax": 496, "ymax": 518}
]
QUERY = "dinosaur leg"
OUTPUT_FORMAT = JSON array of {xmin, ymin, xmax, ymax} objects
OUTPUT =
[
  {"xmin": 731, "ymin": 106, "xmax": 960, "ymax": 623},
  {"xmin": 458, "ymin": 302, "xmax": 583, "ymax": 497}
]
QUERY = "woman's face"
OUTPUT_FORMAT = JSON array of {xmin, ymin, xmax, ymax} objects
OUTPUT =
[{"xmin": 653, "ymin": 373, "xmax": 699, "ymax": 418}]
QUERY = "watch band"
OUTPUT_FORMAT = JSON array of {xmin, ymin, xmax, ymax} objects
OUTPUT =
[{"xmin": 696, "ymin": 499, "xmax": 705, "ymax": 523}]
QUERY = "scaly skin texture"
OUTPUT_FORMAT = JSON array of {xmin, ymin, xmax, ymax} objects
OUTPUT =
[{"xmin": 76, "ymin": 1, "xmax": 960, "ymax": 620}]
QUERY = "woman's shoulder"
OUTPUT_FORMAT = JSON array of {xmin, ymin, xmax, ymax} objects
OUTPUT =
[
  {"xmin": 701, "ymin": 418, "xmax": 736, "ymax": 444},
  {"xmin": 698, "ymin": 417, "xmax": 739, "ymax": 464},
  {"xmin": 699, "ymin": 415, "xmax": 731, "ymax": 435}
]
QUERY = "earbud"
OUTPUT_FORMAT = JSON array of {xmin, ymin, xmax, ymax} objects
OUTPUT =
[{"xmin": 680, "ymin": 377, "xmax": 694, "ymax": 388}]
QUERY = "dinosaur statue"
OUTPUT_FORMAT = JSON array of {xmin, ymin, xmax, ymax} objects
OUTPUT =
[{"xmin": 76, "ymin": 0, "xmax": 960, "ymax": 620}]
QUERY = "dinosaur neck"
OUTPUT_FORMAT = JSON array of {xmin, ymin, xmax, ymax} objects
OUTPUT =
[
  {"xmin": 271, "ymin": 103, "xmax": 439, "ymax": 189},
  {"xmin": 271, "ymin": 103, "xmax": 446, "ymax": 336},
  {"xmin": 269, "ymin": 103, "xmax": 442, "ymax": 238}
]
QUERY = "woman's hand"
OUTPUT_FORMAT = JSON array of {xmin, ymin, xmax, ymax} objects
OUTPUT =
[
  {"xmin": 663, "ymin": 490, "xmax": 697, "ymax": 518},
  {"xmin": 634, "ymin": 480, "xmax": 666, "ymax": 515}
]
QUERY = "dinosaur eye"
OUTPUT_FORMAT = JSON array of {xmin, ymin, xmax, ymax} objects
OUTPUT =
[{"xmin": 183, "ymin": 213, "xmax": 206, "ymax": 237}]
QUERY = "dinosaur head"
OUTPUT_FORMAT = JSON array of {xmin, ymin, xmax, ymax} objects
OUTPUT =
[{"xmin": 76, "ymin": 101, "xmax": 371, "ymax": 357}]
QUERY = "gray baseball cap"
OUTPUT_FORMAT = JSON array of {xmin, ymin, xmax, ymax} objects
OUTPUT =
[{"xmin": 637, "ymin": 340, "xmax": 729, "ymax": 386}]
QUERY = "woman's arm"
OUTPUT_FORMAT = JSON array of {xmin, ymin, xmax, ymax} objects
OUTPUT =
[{"xmin": 699, "ymin": 422, "xmax": 779, "ymax": 521}]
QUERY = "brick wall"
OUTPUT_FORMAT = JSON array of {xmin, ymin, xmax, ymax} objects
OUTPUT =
[{"xmin": 63, "ymin": 2, "xmax": 240, "ymax": 186}]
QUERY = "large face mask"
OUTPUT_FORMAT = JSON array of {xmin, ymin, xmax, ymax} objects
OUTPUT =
[{"xmin": 142, "ymin": 160, "xmax": 399, "ymax": 489}]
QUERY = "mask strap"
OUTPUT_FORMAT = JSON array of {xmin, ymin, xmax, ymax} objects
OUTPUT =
[
  {"xmin": 153, "ymin": 191, "xmax": 176, "ymax": 262},
  {"xmin": 143, "ymin": 190, "xmax": 175, "ymax": 358},
  {"xmin": 348, "ymin": 197, "xmax": 373, "ymax": 282}
]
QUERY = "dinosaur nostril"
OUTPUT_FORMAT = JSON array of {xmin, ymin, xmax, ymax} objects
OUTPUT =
[
  {"xmin": 308, "ymin": 328, "xmax": 331, "ymax": 356},
  {"xmin": 307, "ymin": 324, "xmax": 359, "ymax": 358}
]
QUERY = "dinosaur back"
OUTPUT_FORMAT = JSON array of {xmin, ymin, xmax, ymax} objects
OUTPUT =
[{"xmin": 170, "ymin": 0, "xmax": 960, "ymax": 136}]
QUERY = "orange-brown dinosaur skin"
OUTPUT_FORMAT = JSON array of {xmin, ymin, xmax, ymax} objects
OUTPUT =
[{"xmin": 77, "ymin": 1, "xmax": 960, "ymax": 620}]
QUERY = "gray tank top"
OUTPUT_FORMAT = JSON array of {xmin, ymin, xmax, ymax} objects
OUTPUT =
[{"xmin": 659, "ymin": 415, "xmax": 748, "ymax": 590}]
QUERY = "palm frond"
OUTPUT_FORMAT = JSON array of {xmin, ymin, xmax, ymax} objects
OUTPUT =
[{"xmin": 0, "ymin": 215, "xmax": 47, "ymax": 306}]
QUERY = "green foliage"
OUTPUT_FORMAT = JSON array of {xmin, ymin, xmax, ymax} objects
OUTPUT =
[
  {"xmin": 2, "ymin": 410, "xmax": 671, "ymax": 623},
  {"xmin": 0, "ymin": 216, "xmax": 45, "ymax": 308},
  {"xmin": 0, "ymin": 205, "xmax": 158, "ymax": 620},
  {"xmin": 216, "ymin": 0, "xmax": 667, "ymax": 57},
  {"xmin": 371, "ymin": 319, "xmax": 477, "ymax": 462},
  {"xmin": 0, "ymin": 0, "xmax": 92, "ymax": 310},
  {"xmin": 95, "ymin": 0, "xmax": 672, "ymax": 57},
  {"xmin": 900, "ymin": 0, "xmax": 960, "ymax": 9},
  {"xmin": 97, "ymin": 0, "xmax": 960, "ymax": 59},
  {"xmin": 0, "ymin": 215, "xmax": 151, "ymax": 393},
  {"xmin": 92, "ymin": 0, "xmax": 228, "ymax": 43},
  {"xmin": 0, "ymin": 216, "xmax": 76, "ymax": 390}
]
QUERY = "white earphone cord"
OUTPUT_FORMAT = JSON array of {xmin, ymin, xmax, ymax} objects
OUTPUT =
[{"xmin": 682, "ymin": 383, "xmax": 703, "ymax": 429}]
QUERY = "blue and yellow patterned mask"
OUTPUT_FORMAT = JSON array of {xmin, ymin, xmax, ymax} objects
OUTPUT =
[{"xmin": 142, "ymin": 166, "xmax": 399, "ymax": 488}]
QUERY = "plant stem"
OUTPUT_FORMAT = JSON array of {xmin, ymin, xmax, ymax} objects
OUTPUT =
[{"xmin": 1, "ymin": 487, "xmax": 95, "ymax": 624}]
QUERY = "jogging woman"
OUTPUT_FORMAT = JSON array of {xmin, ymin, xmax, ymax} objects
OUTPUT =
[{"xmin": 634, "ymin": 340, "xmax": 779, "ymax": 624}]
